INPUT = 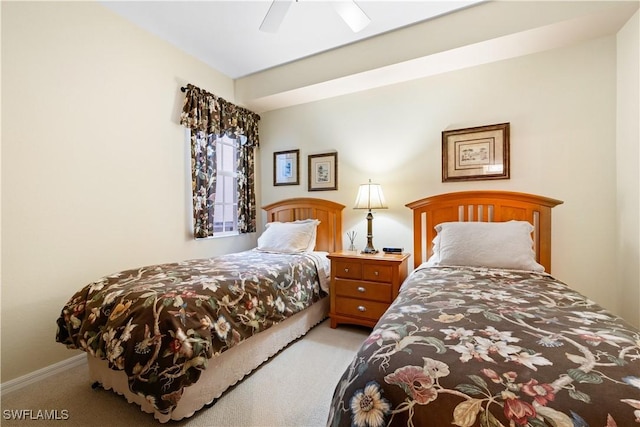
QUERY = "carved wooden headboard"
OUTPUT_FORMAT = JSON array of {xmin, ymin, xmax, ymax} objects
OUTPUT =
[
  {"xmin": 262, "ymin": 198, "xmax": 345, "ymax": 253},
  {"xmin": 405, "ymin": 191, "xmax": 563, "ymax": 272}
]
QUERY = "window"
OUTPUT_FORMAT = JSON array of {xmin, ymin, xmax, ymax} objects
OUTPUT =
[
  {"xmin": 181, "ymin": 85, "xmax": 259, "ymax": 238},
  {"xmin": 213, "ymin": 133, "xmax": 239, "ymax": 236}
]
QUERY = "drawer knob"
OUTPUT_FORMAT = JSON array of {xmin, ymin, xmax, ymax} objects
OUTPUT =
[
  {"xmin": 344, "ymin": 268, "xmax": 349, "ymax": 273},
  {"xmin": 357, "ymin": 305, "xmax": 367, "ymax": 312},
  {"xmin": 374, "ymin": 271, "xmax": 379, "ymax": 276},
  {"xmin": 357, "ymin": 286, "xmax": 366, "ymax": 293}
]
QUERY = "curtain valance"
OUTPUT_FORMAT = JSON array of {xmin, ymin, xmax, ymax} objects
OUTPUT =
[{"xmin": 179, "ymin": 84, "xmax": 260, "ymax": 147}]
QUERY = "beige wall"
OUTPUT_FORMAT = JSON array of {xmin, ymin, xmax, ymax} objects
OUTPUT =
[
  {"xmin": 616, "ymin": 10, "xmax": 640, "ymax": 327},
  {"xmin": 260, "ymin": 36, "xmax": 624, "ymax": 320},
  {"xmin": 1, "ymin": 2, "xmax": 257, "ymax": 381}
]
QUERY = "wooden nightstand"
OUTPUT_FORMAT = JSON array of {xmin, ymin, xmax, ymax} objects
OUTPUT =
[{"xmin": 327, "ymin": 251, "xmax": 410, "ymax": 328}]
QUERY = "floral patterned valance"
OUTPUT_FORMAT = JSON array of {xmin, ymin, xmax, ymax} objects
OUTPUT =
[{"xmin": 179, "ymin": 84, "xmax": 260, "ymax": 147}]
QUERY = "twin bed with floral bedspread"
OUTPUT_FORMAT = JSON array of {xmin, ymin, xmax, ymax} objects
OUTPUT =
[
  {"xmin": 328, "ymin": 191, "xmax": 640, "ymax": 427},
  {"xmin": 56, "ymin": 198, "xmax": 344, "ymax": 422}
]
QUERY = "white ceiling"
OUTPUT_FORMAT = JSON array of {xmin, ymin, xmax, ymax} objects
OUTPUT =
[
  {"xmin": 100, "ymin": 0, "xmax": 484, "ymax": 79},
  {"xmin": 100, "ymin": 1, "xmax": 639, "ymax": 112}
]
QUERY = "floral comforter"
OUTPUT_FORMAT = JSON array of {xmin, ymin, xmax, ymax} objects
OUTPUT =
[
  {"xmin": 56, "ymin": 249, "xmax": 326, "ymax": 414},
  {"xmin": 328, "ymin": 266, "xmax": 640, "ymax": 427}
]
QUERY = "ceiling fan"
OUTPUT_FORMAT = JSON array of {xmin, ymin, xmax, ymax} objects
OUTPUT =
[{"xmin": 260, "ymin": 0, "xmax": 371, "ymax": 33}]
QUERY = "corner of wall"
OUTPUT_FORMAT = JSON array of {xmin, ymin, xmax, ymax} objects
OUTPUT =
[{"xmin": 615, "ymin": 9, "xmax": 640, "ymax": 328}]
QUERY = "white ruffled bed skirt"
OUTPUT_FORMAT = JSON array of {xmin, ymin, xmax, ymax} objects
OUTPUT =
[{"xmin": 87, "ymin": 297, "xmax": 329, "ymax": 423}]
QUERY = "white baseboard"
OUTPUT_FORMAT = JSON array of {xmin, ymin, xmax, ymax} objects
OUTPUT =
[{"xmin": 1, "ymin": 353, "xmax": 87, "ymax": 396}]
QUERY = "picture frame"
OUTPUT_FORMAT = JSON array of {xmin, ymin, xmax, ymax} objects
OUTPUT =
[
  {"xmin": 273, "ymin": 149, "xmax": 300, "ymax": 186},
  {"xmin": 442, "ymin": 122, "xmax": 510, "ymax": 182},
  {"xmin": 308, "ymin": 152, "xmax": 338, "ymax": 191}
]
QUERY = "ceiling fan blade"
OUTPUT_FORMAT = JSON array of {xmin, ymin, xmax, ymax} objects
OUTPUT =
[
  {"xmin": 259, "ymin": 0, "xmax": 293, "ymax": 33},
  {"xmin": 333, "ymin": 0, "xmax": 370, "ymax": 33}
]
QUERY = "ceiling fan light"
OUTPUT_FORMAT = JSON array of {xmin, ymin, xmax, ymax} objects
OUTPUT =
[{"xmin": 333, "ymin": 1, "xmax": 371, "ymax": 33}]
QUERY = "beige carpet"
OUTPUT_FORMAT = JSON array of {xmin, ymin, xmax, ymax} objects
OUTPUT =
[{"xmin": 1, "ymin": 320, "xmax": 369, "ymax": 427}]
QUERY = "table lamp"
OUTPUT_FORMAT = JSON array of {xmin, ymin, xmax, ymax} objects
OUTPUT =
[{"xmin": 354, "ymin": 179, "xmax": 388, "ymax": 254}]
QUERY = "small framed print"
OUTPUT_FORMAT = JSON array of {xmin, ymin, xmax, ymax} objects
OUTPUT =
[
  {"xmin": 273, "ymin": 149, "xmax": 299, "ymax": 186},
  {"xmin": 308, "ymin": 152, "xmax": 337, "ymax": 191},
  {"xmin": 442, "ymin": 123, "xmax": 510, "ymax": 182}
]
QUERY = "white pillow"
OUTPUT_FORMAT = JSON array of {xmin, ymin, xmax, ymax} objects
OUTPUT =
[
  {"xmin": 292, "ymin": 219, "xmax": 320, "ymax": 251},
  {"xmin": 429, "ymin": 221, "xmax": 544, "ymax": 272},
  {"xmin": 257, "ymin": 220, "xmax": 320, "ymax": 253}
]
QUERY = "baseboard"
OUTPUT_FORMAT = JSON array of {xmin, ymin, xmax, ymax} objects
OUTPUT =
[{"xmin": 0, "ymin": 353, "xmax": 86, "ymax": 396}]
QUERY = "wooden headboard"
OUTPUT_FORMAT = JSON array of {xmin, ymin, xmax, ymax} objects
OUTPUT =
[
  {"xmin": 262, "ymin": 198, "xmax": 345, "ymax": 253},
  {"xmin": 405, "ymin": 191, "xmax": 563, "ymax": 272}
]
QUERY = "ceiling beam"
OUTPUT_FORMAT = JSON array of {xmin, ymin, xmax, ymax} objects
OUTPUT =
[{"xmin": 236, "ymin": 1, "xmax": 638, "ymax": 113}]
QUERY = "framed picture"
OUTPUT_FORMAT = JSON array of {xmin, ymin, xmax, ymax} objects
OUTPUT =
[
  {"xmin": 442, "ymin": 122, "xmax": 510, "ymax": 182},
  {"xmin": 273, "ymin": 149, "xmax": 300, "ymax": 186},
  {"xmin": 308, "ymin": 152, "xmax": 338, "ymax": 191}
]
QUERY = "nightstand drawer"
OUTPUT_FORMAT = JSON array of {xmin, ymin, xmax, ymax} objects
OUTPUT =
[
  {"xmin": 334, "ymin": 297, "xmax": 389, "ymax": 321},
  {"xmin": 363, "ymin": 264, "xmax": 393, "ymax": 283},
  {"xmin": 334, "ymin": 261, "xmax": 362, "ymax": 279},
  {"xmin": 334, "ymin": 279, "xmax": 392, "ymax": 302}
]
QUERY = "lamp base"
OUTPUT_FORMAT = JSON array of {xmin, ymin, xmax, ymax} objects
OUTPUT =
[{"xmin": 361, "ymin": 210, "xmax": 378, "ymax": 254}]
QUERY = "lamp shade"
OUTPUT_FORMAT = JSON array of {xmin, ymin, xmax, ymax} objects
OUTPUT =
[{"xmin": 354, "ymin": 180, "xmax": 388, "ymax": 210}]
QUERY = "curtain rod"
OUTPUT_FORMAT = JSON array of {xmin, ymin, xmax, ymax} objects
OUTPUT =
[
  {"xmin": 181, "ymin": 84, "xmax": 214, "ymax": 97},
  {"xmin": 180, "ymin": 84, "xmax": 220, "ymax": 100}
]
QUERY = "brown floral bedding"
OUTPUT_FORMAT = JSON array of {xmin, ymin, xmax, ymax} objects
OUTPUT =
[
  {"xmin": 327, "ymin": 266, "xmax": 640, "ymax": 427},
  {"xmin": 56, "ymin": 249, "xmax": 326, "ymax": 414}
]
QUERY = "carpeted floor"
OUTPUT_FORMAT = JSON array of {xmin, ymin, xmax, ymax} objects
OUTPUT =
[{"xmin": 1, "ymin": 319, "xmax": 369, "ymax": 427}]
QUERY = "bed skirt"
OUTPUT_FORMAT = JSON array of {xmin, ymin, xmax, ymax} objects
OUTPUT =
[{"xmin": 87, "ymin": 296, "xmax": 330, "ymax": 423}]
